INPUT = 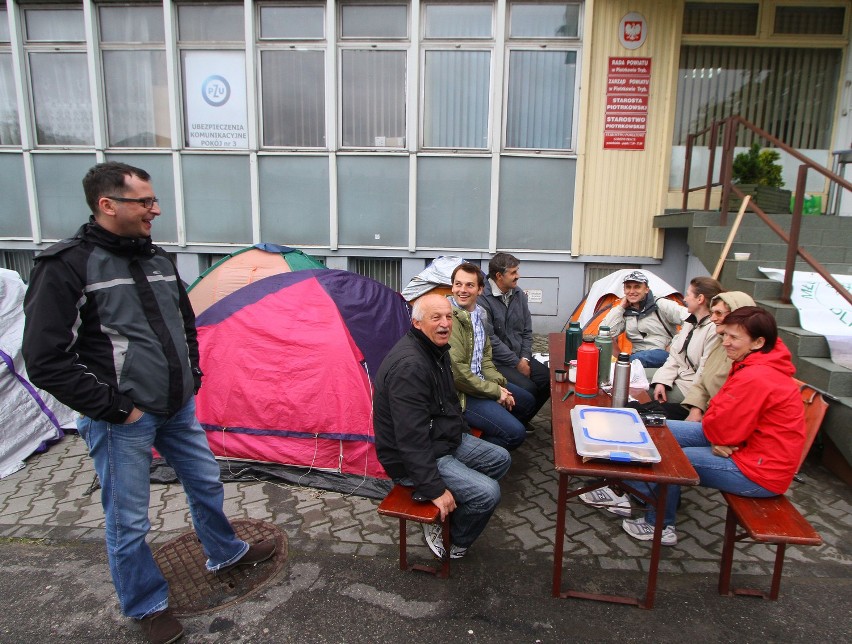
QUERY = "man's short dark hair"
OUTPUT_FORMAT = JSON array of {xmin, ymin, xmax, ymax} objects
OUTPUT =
[
  {"xmin": 487, "ymin": 253, "xmax": 520, "ymax": 280},
  {"xmin": 451, "ymin": 262, "xmax": 485, "ymax": 288},
  {"xmin": 83, "ymin": 162, "xmax": 151, "ymax": 214}
]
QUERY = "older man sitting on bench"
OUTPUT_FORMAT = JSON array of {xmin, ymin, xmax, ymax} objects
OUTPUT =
[{"xmin": 373, "ymin": 293, "xmax": 511, "ymax": 560}]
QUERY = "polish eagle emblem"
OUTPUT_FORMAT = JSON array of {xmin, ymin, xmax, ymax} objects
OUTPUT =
[{"xmin": 624, "ymin": 21, "xmax": 642, "ymax": 41}]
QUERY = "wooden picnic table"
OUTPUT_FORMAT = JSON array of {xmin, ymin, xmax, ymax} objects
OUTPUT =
[{"xmin": 548, "ymin": 333, "xmax": 700, "ymax": 609}]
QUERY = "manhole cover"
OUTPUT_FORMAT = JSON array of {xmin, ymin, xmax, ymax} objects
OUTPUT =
[{"xmin": 152, "ymin": 519, "xmax": 288, "ymax": 616}]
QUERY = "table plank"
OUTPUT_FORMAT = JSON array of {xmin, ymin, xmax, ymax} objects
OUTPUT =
[{"xmin": 549, "ymin": 333, "xmax": 699, "ymax": 487}]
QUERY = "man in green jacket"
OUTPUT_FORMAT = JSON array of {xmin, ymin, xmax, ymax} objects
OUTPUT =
[{"xmin": 447, "ymin": 262, "xmax": 535, "ymax": 450}]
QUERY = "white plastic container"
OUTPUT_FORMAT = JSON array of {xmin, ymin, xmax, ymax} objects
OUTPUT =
[{"xmin": 570, "ymin": 406, "xmax": 661, "ymax": 463}]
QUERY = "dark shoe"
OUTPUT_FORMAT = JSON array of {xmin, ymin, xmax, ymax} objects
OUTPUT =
[
  {"xmin": 215, "ymin": 538, "xmax": 277, "ymax": 575},
  {"xmin": 137, "ymin": 608, "xmax": 183, "ymax": 644}
]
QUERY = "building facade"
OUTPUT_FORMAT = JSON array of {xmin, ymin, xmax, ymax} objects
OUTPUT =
[{"xmin": 1, "ymin": 0, "xmax": 849, "ymax": 331}]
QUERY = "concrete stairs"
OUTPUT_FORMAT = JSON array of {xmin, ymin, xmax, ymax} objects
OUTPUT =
[{"xmin": 654, "ymin": 209, "xmax": 852, "ymax": 484}]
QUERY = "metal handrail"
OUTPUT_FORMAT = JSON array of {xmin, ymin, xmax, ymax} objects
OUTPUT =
[{"xmin": 681, "ymin": 115, "xmax": 852, "ymax": 307}]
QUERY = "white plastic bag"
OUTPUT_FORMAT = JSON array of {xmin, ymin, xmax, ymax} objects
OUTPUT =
[{"xmin": 629, "ymin": 359, "xmax": 649, "ymax": 389}]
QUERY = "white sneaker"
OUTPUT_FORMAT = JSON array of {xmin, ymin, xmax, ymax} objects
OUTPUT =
[
  {"xmin": 622, "ymin": 518, "xmax": 677, "ymax": 546},
  {"xmin": 579, "ymin": 486, "xmax": 632, "ymax": 517},
  {"xmin": 449, "ymin": 545, "xmax": 468, "ymax": 560},
  {"xmin": 422, "ymin": 522, "xmax": 446, "ymax": 559}
]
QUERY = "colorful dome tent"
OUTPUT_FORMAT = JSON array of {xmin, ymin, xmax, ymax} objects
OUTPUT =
[
  {"xmin": 193, "ymin": 269, "xmax": 411, "ymax": 497},
  {"xmin": 188, "ymin": 243, "xmax": 326, "ymax": 316}
]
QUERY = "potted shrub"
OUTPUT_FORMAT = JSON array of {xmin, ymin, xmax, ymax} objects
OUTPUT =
[{"xmin": 730, "ymin": 142, "xmax": 791, "ymax": 212}]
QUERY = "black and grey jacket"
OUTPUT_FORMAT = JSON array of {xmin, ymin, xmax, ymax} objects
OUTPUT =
[{"xmin": 22, "ymin": 219, "xmax": 201, "ymax": 423}]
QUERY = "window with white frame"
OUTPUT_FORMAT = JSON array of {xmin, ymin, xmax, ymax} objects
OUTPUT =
[
  {"xmin": 258, "ymin": 3, "xmax": 326, "ymax": 148},
  {"xmin": 99, "ymin": 5, "xmax": 169, "ymax": 147},
  {"xmin": 421, "ymin": 2, "xmax": 493, "ymax": 149},
  {"xmin": 23, "ymin": 6, "xmax": 93, "ymax": 146},
  {"xmin": 675, "ymin": 2, "xmax": 846, "ymax": 149},
  {"xmin": 0, "ymin": 7, "xmax": 20, "ymax": 146},
  {"xmin": 504, "ymin": 2, "xmax": 581, "ymax": 151},
  {"xmin": 177, "ymin": 3, "xmax": 249, "ymax": 149},
  {"xmin": 339, "ymin": 2, "xmax": 408, "ymax": 148}
]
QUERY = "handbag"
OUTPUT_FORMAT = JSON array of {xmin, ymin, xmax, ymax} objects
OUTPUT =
[{"xmin": 626, "ymin": 400, "xmax": 689, "ymax": 421}]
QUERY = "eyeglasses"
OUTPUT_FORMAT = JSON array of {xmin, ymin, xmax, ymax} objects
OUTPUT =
[{"xmin": 106, "ymin": 195, "xmax": 159, "ymax": 210}]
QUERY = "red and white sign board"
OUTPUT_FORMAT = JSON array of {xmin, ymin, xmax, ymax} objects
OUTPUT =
[
  {"xmin": 619, "ymin": 12, "xmax": 647, "ymax": 50},
  {"xmin": 604, "ymin": 56, "xmax": 651, "ymax": 151}
]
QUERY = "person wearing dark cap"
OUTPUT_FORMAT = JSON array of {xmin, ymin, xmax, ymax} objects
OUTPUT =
[{"xmin": 600, "ymin": 270, "xmax": 687, "ymax": 368}]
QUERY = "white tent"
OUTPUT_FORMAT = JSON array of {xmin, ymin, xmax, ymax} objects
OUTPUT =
[
  {"xmin": 0, "ymin": 269, "xmax": 76, "ymax": 478},
  {"xmin": 400, "ymin": 255, "xmax": 466, "ymax": 302}
]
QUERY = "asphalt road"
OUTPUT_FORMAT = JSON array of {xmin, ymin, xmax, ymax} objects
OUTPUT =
[{"xmin": 1, "ymin": 537, "xmax": 850, "ymax": 643}]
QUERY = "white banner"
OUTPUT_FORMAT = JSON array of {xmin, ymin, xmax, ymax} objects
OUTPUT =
[
  {"xmin": 184, "ymin": 51, "xmax": 248, "ymax": 149},
  {"xmin": 760, "ymin": 267, "xmax": 852, "ymax": 370}
]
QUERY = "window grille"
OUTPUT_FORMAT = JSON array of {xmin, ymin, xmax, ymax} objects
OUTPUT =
[
  {"xmin": 353, "ymin": 258, "xmax": 401, "ymax": 291},
  {"xmin": 775, "ymin": 6, "xmax": 845, "ymax": 35},
  {"xmin": 1, "ymin": 250, "xmax": 36, "ymax": 282},
  {"xmin": 584, "ymin": 263, "xmax": 635, "ymax": 292},
  {"xmin": 683, "ymin": 2, "xmax": 759, "ymax": 35}
]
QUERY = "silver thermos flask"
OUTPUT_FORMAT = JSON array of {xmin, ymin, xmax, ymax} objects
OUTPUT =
[{"xmin": 611, "ymin": 352, "xmax": 631, "ymax": 408}]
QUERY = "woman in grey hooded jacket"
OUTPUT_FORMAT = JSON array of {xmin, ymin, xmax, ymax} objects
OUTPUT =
[{"xmin": 680, "ymin": 290, "xmax": 756, "ymax": 421}]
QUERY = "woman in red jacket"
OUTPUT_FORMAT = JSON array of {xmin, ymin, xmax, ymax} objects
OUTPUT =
[{"xmin": 622, "ymin": 306, "xmax": 806, "ymax": 546}]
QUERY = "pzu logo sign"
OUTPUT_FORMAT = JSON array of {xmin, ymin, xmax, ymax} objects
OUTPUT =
[{"xmin": 202, "ymin": 75, "xmax": 231, "ymax": 107}]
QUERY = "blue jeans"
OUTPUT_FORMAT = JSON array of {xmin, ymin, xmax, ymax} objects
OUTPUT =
[
  {"xmin": 436, "ymin": 433, "xmax": 511, "ymax": 548},
  {"xmin": 463, "ymin": 383, "xmax": 535, "ymax": 450},
  {"xmin": 632, "ymin": 420, "xmax": 777, "ymax": 527},
  {"xmin": 77, "ymin": 398, "xmax": 247, "ymax": 619},
  {"xmin": 630, "ymin": 348, "xmax": 670, "ymax": 368}
]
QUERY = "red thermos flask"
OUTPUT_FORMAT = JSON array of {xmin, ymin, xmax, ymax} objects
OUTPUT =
[{"xmin": 575, "ymin": 335, "xmax": 600, "ymax": 398}]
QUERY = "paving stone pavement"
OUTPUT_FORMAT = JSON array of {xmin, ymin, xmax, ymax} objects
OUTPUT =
[{"xmin": 1, "ymin": 336, "xmax": 850, "ymax": 584}]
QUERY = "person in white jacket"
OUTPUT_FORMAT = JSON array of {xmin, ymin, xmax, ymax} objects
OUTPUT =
[
  {"xmin": 650, "ymin": 276, "xmax": 724, "ymax": 408},
  {"xmin": 600, "ymin": 271, "xmax": 688, "ymax": 367}
]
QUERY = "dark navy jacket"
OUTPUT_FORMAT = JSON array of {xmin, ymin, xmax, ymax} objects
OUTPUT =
[{"xmin": 478, "ymin": 283, "xmax": 534, "ymax": 367}]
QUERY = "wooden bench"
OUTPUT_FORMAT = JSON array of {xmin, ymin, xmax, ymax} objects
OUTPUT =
[
  {"xmin": 718, "ymin": 493, "xmax": 822, "ymax": 599},
  {"xmin": 376, "ymin": 428, "xmax": 483, "ymax": 579},
  {"xmin": 717, "ymin": 380, "xmax": 827, "ymax": 600},
  {"xmin": 377, "ymin": 483, "xmax": 451, "ymax": 578}
]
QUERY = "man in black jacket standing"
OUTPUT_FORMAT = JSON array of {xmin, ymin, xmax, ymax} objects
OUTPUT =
[
  {"xmin": 373, "ymin": 293, "xmax": 511, "ymax": 560},
  {"xmin": 22, "ymin": 162, "xmax": 274, "ymax": 644}
]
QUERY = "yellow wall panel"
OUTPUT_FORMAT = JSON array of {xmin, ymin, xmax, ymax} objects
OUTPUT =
[{"xmin": 574, "ymin": 1, "xmax": 684, "ymax": 258}]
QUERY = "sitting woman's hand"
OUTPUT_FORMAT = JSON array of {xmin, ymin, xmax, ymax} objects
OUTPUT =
[
  {"xmin": 685, "ymin": 407, "xmax": 704, "ymax": 422},
  {"xmin": 711, "ymin": 444, "xmax": 739, "ymax": 458},
  {"xmin": 653, "ymin": 383, "xmax": 668, "ymax": 403}
]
